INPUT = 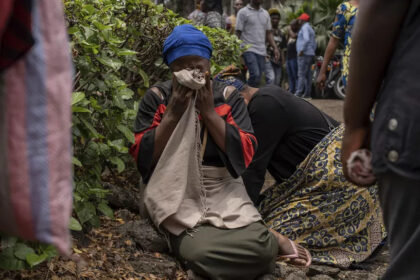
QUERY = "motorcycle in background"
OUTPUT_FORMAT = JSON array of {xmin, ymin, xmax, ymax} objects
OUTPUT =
[{"xmin": 311, "ymin": 55, "xmax": 345, "ymax": 99}]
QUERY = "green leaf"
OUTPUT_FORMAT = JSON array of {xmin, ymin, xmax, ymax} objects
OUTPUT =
[
  {"xmin": 109, "ymin": 156, "xmax": 125, "ymax": 173},
  {"xmin": 76, "ymin": 202, "xmax": 96, "ymax": 224},
  {"xmin": 118, "ymin": 88, "xmax": 134, "ymax": 100},
  {"xmin": 98, "ymin": 143, "xmax": 111, "ymax": 157},
  {"xmin": 14, "ymin": 243, "xmax": 35, "ymax": 261},
  {"xmin": 69, "ymin": 217, "xmax": 82, "ymax": 231},
  {"xmin": 38, "ymin": 244, "xmax": 57, "ymax": 259},
  {"xmin": 96, "ymin": 56, "xmax": 122, "ymax": 71},
  {"xmin": 154, "ymin": 57, "xmax": 163, "ymax": 67},
  {"xmin": 72, "ymin": 106, "xmax": 91, "ymax": 113},
  {"xmin": 26, "ymin": 253, "xmax": 47, "ymax": 268},
  {"xmin": 89, "ymin": 215, "xmax": 101, "ymax": 228},
  {"xmin": 112, "ymin": 95, "xmax": 127, "ymax": 109},
  {"xmin": 138, "ymin": 68, "xmax": 149, "ymax": 88},
  {"xmin": 72, "ymin": 92, "xmax": 85, "ymax": 105},
  {"xmin": 117, "ymin": 49, "xmax": 138, "ymax": 56},
  {"xmin": 0, "ymin": 248, "xmax": 26, "ymax": 270},
  {"xmin": 81, "ymin": 26, "xmax": 94, "ymax": 39},
  {"xmin": 117, "ymin": 125, "xmax": 134, "ymax": 143},
  {"xmin": 98, "ymin": 202, "xmax": 114, "ymax": 218},
  {"xmin": 80, "ymin": 116, "xmax": 100, "ymax": 137},
  {"xmin": 68, "ymin": 26, "xmax": 79, "ymax": 34},
  {"xmin": 93, "ymin": 20, "xmax": 111, "ymax": 31},
  {"xmin": 82, "ymin": 4, "xmax": 96, "ymax": 15},
  {"xmin": 108, "ymin": 139, "xmax": 128, "ymax": 153},
  {"xmin": 1, "ymin": 237, "xmax": 17, "ymax": 249}
]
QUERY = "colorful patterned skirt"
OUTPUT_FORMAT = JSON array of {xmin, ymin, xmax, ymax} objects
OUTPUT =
[{"xmin": 258, "ymin": 125, "xmax": 386, "ymax": 267}]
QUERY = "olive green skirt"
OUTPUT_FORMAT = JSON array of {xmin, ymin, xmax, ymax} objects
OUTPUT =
[{"xmin": 170, "ymin": 221, "xmax": 278, "ymax": 280}]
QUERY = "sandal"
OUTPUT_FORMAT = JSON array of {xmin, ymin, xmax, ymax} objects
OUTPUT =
[{"xmin": 277, "ymin": 238, "xmax": 312, "ymax": 267}]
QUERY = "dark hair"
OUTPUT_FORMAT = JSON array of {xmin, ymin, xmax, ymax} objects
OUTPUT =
[{"xmin": 203, "ymin": 0, "xmax": 223, "ymax": 14}]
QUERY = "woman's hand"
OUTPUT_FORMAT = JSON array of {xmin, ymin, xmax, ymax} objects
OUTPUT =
[
  {"xmin": 166, "ymin": 76, "xmax": 193, "ymax": 119},
  {"xmin": 316, "ymin": 71, "xmax": 327, "ymax": 90},
  {"xmin": 341, "ymin": 126, "xmax": 370, "ymax": 185},
  {"xmin": 196, "ymin": 72, "xmax": 214, "ymax": 117}
]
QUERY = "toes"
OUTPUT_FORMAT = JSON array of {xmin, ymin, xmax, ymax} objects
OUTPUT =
[{"xmin": 288, "ymin": 258, "xmax": 307, "ymax": 267}]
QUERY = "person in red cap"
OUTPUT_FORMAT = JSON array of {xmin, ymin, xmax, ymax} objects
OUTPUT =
[
  {"xmin": 295, "ymin": 12, "xmax": 316, "ymax": 99},
  {"xmin": 298, "ymin": 12, "xmax": 310, "ymax": 22}
]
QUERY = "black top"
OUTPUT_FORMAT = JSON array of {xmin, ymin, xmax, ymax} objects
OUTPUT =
[
  {"xmin": 370, "ymin": 2, "xmax": 420, "ymax": 180},
  {"xmin": 130, "ymin": 80, "xmax": 257, "ymax": 183},
  {"xmin": 241, "ymin": 85, "xmax": 339, "ymax": 203},
  {"xmin": 287, "ymin": 40, "xmax": 297, "ymax": 60},
  {"xmin": 267, "ymin": 28, "xmax": 287, "ymax": 65}
]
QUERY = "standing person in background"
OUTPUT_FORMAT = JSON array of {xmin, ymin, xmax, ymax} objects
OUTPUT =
[
  {"xmin": 286, "ymin": 20, "xmax": 299, "ymax": 94},
  {"xmin": 265, "ymin": 8, "xmax": 287, "ymax": 86},
  {"xmin": 194, "ymin": 0, "xmax": 224, "ymax": 28},
  {"xmin": 236, "ymin": 0, "xmax": 280, "ymax": 87},
  {"xmin": 342, "ymin": 1, "xmax": 419, "ymax": 279},
  {"xmin": 226, "ymin": 0, "xmax": 243, "ymax": 34},
  {"xmin": 316, "ymin": 0, "xmax": 359, "ymax": 90},
  {"xmin": 295, "ymin": 13, "xmax": 316, "ymax": 99},
  {"xmin": 188, "ymin": 1, "xmax": 202, "ymax": 22}
]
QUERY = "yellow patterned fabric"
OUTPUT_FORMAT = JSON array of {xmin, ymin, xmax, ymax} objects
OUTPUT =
[
  {"xmin": 331, "ymin": 2, "xmax": 358, "ymax": 86},
  {"xmin": 258, "ymin": 125, "xmax": 386, "ymax": 267}
]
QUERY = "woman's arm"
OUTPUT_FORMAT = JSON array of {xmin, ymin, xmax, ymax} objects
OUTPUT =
[{"xmin": 342, "ymin": 0, "xmax": 410, "ymax": 182}]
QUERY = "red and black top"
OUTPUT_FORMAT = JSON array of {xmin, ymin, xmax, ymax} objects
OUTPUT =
[{"xmin": 130, "ymin": 79, "xmax": 257, "ymax": 183}]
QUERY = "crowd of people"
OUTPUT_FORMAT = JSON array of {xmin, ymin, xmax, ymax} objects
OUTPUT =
[
  {"xmin": 189, "ymin": 0, "xmax": 318, "ymax": 99},
  {"xmin": 129, "ymin": 0, "xmax": 419, "ymax": 279}
]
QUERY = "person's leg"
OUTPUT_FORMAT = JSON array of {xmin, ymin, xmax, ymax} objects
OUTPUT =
[
  {"xmin": 242, "ymin": 52, "xmax": 261, "ymax": 87},
  {"xmin": 290, "ymin": 58, "xmax": 298, "ymax": 94},
  {"xmin": 256, "ymin": 54, "xmax": 266, "ymax": 87},
  {"xmin": 265, "ymin": 59, "xmax": 275, "ymax": 85},
  {"xmin": 302, "ymin": 55, "xmax": 313, "ymax": 98},
  {"xmin": 170, "ymin": 222, "xmax": 278, "ymax": 280},
  {"xmin": 377, "ymin": 172, "xmax": 420, "ymax": 280},
  {"xmin": 287, "ymin": 58, "xmax": 297, "ymax": 94},
  {"xmin": 273, "ymin": 64, "xmax": 282, "ymax": 87},
  {"xmin": 286, "ymin": 60, "xmax": 294, "ymax": 93},
  {"xmin": 299, "ymin": 55, "xmax": 312, "ymax": 98},
  {"xmin": 296, "ymin": 56, "xmax": 307, "ymax": 97}
]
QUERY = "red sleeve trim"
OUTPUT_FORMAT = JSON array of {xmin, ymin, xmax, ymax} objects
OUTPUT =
[
  {"xmin": 129, "ymin": 104, "xmax": 166, "ymax": 162},
  {"xmin": 215, "ymin": 104, "xmax": 257, "ymax": 168}
]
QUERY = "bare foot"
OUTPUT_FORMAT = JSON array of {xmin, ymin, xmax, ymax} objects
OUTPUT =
[{"xmin": 269, "ymin": 229, "xmax": 311, "ymax": 267}]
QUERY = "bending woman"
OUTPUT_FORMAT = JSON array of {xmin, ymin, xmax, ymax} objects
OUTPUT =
[
  {"xmin": 130, "ymin": 25, "xmax": 310, "ymax": 280},
  {"xmin": 215, "ymin": 66, "xmax": 386, "ymax": 267}
]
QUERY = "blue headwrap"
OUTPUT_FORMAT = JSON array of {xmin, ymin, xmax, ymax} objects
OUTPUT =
[{"xmin": 163, "ymin": 24, "xmax": 213, "ymax": 66}]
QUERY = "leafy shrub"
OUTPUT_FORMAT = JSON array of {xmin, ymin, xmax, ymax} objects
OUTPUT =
[
  {"xmin": 0, "ymin": 236, "xmax": 56, "ymax": 270},
  {"xmin": 65, "ymin": 0, "xmax": 244, "ymax": 229}
]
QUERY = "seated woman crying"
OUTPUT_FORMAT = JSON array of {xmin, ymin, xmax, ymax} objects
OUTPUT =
[{"xmin": 130, "ymin": 25, "xmax": 311, "ymax": 280}]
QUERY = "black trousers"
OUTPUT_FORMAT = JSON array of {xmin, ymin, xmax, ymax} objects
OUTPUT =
[{"xmin": 377, "ymin": 172, "xmax": 420, "ymax": 280}]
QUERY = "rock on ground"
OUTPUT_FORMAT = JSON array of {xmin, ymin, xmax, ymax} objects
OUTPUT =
[
  {"xmin": 118, "ymin": 218, "xmax": 169, "ymax": 253},
  {"xmin": 104, "ymin": 182, "xmax": 141, "ymax": 213}
]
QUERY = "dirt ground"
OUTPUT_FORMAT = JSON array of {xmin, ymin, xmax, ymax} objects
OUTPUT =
[{"xmin": 309, "ymin": 99, "xmax": 344, "ymax": 123}]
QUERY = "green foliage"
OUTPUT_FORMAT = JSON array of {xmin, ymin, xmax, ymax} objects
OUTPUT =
[
  {"xmin": 65, "ymin": 0, "xmax": 244, "ymax": 230},
  {"xmin": 0, "ymin": 236, "xmax": 56, "ymax": 270}
]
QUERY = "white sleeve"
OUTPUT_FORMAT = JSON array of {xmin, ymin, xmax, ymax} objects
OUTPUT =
[
  {"xmin": 235, "ymin": 10, "xmax": 245, "ymax": 31},
  {"xmin": 266, "ymin": 12, "xmax": 272, "ymax": 30}
]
